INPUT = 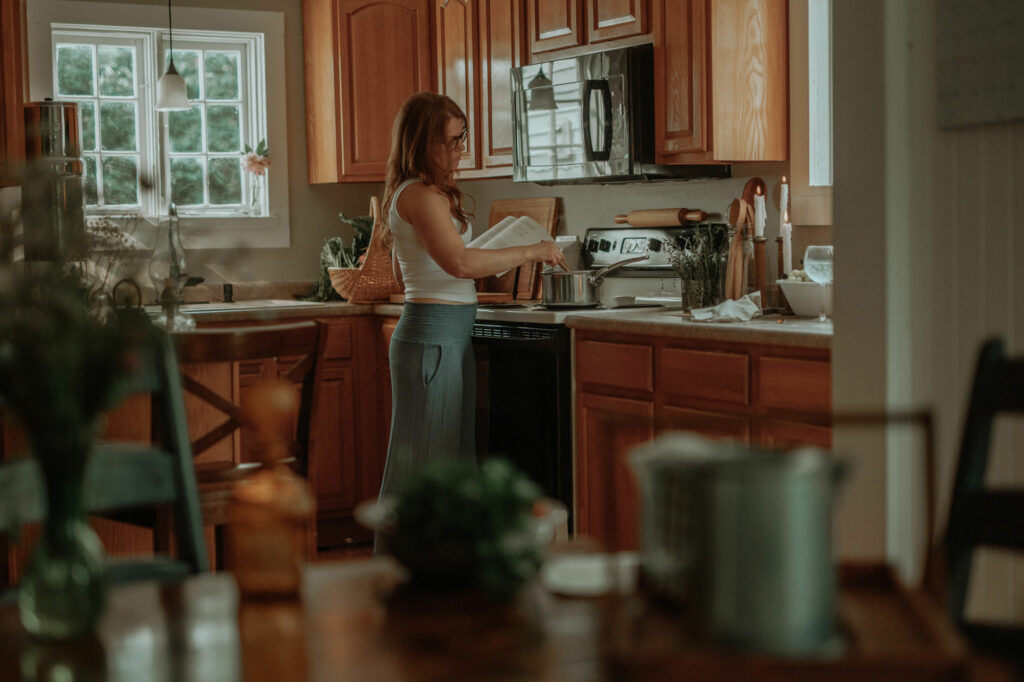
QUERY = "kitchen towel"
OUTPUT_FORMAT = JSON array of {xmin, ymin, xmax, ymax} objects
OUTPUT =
[{"xmin": 691, "ymin": 291, "xmax": 762, "ymax": 322}]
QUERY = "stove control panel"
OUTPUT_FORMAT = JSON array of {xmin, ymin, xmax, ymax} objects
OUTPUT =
[{"xmin": 581, "ymin": 224, "xmax": 729, "ymax": 274}]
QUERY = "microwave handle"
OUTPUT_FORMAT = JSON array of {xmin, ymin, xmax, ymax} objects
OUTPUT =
[{"xmin": 582, "ymin": 80, "xmax": 612, "ymax": 162}]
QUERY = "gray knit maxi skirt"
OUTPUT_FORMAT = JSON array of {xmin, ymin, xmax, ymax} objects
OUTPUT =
[{"xmin": 378, "ymin": 302, "xmax": 478, "ymax": 504}]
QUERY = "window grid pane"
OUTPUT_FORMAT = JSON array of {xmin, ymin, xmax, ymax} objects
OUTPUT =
[
  {"xmin": 56, "ymin": 44, "xmax": 95, "ymax": 96},
  {"xmin": 165, "ymin": 46, "xmax": 248, "ymax": 212},
  {"xmin": 58, "ymin": 40, "xmax": 141, "ymax": 209}
]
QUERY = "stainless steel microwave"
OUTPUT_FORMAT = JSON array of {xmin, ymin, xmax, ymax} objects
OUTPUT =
[{"xmin": 511, "ymin": 44, "xmax": 729, "ymax": 184}]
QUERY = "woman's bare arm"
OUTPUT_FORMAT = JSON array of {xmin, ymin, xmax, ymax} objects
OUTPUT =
[{"xmin": 399, "ymin": 184, "xmax": 565, "ymax": 279}]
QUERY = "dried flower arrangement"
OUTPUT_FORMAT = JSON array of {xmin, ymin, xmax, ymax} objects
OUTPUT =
[
  {"xmin": 665, "ymin": 223, "xmax": 730, "ymax": 310},
  {"xmin": 71, "ymin": 216, "xmax": 149, "ymax": 298}
]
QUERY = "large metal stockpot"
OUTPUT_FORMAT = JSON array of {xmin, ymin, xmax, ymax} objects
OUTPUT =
[
  {"xmin": 541, "ymin": 255, "xmax": 648, "ymax": 308},
  {"xmin": 22, "ymin": 100, "xmax": 86, "ymax": 261},
  {"xmin": 630, "ymin": 433, "xmax": 848, "ymax": 657}
]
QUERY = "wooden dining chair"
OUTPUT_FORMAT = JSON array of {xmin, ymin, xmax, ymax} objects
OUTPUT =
[
  {"xmin": 170, "ymin": 321, "xmax": 322, "ymax": 567},
  {"xmin": 942, "ymin": 337, "xmax": 1024, "ymax": 662},
  {"xmin": 0, "ymin": 321, "xmax": 208, "ymax": 588}
]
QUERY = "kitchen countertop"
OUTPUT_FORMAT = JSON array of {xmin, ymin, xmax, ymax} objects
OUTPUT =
[
  {"xmin": 566, "ymin": 309, "xmax": 833, "ymax": 348},
  {"xmin": 148, "ymin": 299, "xmax": 831, "ymax": 348}
]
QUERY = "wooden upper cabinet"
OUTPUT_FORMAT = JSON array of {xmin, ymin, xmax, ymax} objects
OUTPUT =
[
  {"xmin": 0, "ymin": 0, "xmax": 25, "ymax": 188},
  {"xmin": 435, "ymin": 0, "xmax": 478, "ymax": 171},
  {"xmin": 653, "ymin": 0, "xmax": 788, "ymax": 163},
  {"xmin": 302, "ymin": 0, "xmax": 433, "ymax": 183},
  {"xmin": 476, "ymin": 0, "xmax": 524, "ymax": 173},
  {"xmin": 708, "ymin": 0, "xmax": 788, "ymax": 161},
  {"xmin": 527, "ymin": 0, "xmax": 584, "ymax": 56},
  {"xmin": 652, "ymin": 0, "xmax": 709, "ymax": 158},
  {"xmin": 586, "ymin": 0, "xmax": 647, "ymax": 44}
]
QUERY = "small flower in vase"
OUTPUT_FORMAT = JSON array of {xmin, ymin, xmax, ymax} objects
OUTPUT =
[{"xmin": 241, "ymin": 139, "xmax": 270, "ymax": 212}]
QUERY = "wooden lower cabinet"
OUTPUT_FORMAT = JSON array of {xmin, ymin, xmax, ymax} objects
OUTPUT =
[
  {"xmin": 575, "ymin": 329, "xmax": 832, "ymax": 551},
  {"xmin": 576, "ymin": 392, "xmax": 653, "ymax": 552}
]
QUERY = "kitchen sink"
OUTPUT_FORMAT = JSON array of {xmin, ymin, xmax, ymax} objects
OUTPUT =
[{"xmin": 145, "ymin": 299, "xmax": 327, "ymax": 315}]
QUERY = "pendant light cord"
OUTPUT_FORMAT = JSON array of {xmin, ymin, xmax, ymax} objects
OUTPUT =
[{"xmin": 167, "ymin": 0, "xmax": 174, "ymax": 65}]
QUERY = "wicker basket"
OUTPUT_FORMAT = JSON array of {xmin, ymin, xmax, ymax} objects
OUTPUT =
[{"xmin": 329, "ymin": 196, "xmax": 403, "ymax": 303}]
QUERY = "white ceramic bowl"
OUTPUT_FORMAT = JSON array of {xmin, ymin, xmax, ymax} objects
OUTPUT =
[{"xmin": 777, "ymin": 280, "xmax": 833, "ymax": 317}]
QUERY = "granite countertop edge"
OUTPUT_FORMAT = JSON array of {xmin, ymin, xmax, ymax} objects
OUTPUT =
[
  {"xmin": 564, "ymin": 312, "xmax": 833, "ymax": 348},
  {"xmin": 172, "ymin": 296, "xmax": 831, "ymax": 349}
]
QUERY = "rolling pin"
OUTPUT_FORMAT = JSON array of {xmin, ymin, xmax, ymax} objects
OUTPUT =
[{"xmin": 613, "ymin": 208, "xmax": 710, "ymax": 226}]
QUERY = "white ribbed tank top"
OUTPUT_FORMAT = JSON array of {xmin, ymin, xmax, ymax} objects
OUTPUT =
[{"xmin": 389, "ymin": 178, "xmax": 477, "ymax": 303}]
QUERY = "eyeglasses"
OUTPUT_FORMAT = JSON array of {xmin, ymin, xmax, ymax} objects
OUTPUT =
[{"xmin": 447, "ymin": 126, "xmax": 469, "ymax": 150}]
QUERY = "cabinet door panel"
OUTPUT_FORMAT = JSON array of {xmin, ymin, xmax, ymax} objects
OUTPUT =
[
  {"xmin": 237, "ymin": 358, "xmax": 277, "ymax": 464},
  {"xmin": 0, "ymin": 0, "xmax": 25, "ymax": 187},
  {"xmin": 652, "ymin": 0, "xmax": 709, "ymax": 159},
  {"xmin": 709, "ymin": 0, "xmax": 788, "ymax": 161},
  {"xmin": 758, "ymin": 356, "xmax": 832, "ymax": 417},
  {"xmin": 478, "ymin": 0, "xmax": 523, "ymax": 170},
  {"xmin": 310, "ymin": 365, "xmax": 357, "ymax": 511},
  {"xmin": 436, "ymin": 0, "xmax": 479, "ymax": 170},
  {"xmin": 303, "ymin": 0, "xmax": 339, "ymax": 183},
  {"xmin": 577, "ymin": 339, "xmax": 653, "ymax": 393},
  {"xmin": 336, "ymin": 0, "xmax": 433, "ymax": 179},
  {"xmin": 587, "ymin": 0, "xmax": 647, "ymax": 43},
  {"xmin": 660, "ymin": 347, "xmax": 749, "ymax": 406},
  {"xmin": 657, "ymin": 405, "xmax": 749, "ymax": 445},
  {"xmin": 577, "ymin": 393, "xmax": 653, "ymax": 551},
  {"xmin": 527, "ymin": 0, "xmax": 584, "ymax": 55}
]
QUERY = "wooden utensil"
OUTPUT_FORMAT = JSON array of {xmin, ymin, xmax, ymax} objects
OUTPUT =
[
  {"xmin": 724, "ymin": 199, "xmax": 748, "ymax": 299},
  {"xmin": 613, "ymin": 208, "xmax": 709, "ymax": 226},
  {"xmin": 742, "ymin": 177, "xmax": 767, "ymax": 207}
]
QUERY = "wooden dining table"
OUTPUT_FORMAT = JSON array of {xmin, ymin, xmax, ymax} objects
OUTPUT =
[{"xmin": 0, "ymin": 558, "xmax": 992, "ymax": 682}]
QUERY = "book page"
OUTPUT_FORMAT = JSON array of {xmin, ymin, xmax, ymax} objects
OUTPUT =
[
  {"xmin": 467, "ymin": 215, "xmax": 554, "ymax": 278},
  {"xmin": 467, "ymin": 215, "xmax": 517, "ymax": 249},
  {"xmin": 468, "ymin": 215, "xmax": 552, "ymax": 250}
]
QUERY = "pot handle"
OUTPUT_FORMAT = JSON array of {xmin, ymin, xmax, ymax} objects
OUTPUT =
[{"xmin": 588, "ymin": 255, "xmax": 649, "ymax": 287}]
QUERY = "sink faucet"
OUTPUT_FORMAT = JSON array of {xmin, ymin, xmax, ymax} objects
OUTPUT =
[{"xmin": 153, "ymin": 202, "xmax": 205, "ymax": 331}]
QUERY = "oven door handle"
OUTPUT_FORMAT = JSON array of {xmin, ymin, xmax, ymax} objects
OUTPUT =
[{"xmin": 472, "ymin": 336, "xmax": 567, "ymax": 352}]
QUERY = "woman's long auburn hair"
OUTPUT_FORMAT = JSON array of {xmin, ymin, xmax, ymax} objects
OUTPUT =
[{"xmin": 380, "ymin": 92, "xmax": 473, "ymax": 240}]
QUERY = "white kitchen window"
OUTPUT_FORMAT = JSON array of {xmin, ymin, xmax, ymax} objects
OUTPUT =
[
  {"xmin": 789, "ymin": 0, "xmax": 833, "ymax": 226},
  {"xmin": 53, "ymin": 27, "xmax": 265, "ymax": 217},
  {"xmin": 29, "ymin": 2, "xmax": 289, "ymax": 248}
]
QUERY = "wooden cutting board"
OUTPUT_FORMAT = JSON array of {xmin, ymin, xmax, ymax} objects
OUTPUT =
[{"xmin": 479, "ymin": 197, "xmax": 560, "ymax": 300}]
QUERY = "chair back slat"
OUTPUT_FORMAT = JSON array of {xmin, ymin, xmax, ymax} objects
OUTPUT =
[
  {"xmin": 961, "ymin": 491, "xmax": 1024, "ymax": 550},
  {"xmin": 84, "ymin": 444, "xmax": 178, "ymax": 512},
  {"xmin": 174, "ymin": 322, "xmax": 320, "ymax": 365},
  {"xmin": 0, "ymin": 324, "xmax": 208, "ymax": 580},
  {"xmin": 944, "ymin": 337, "xmax": 1024, "ymax": 660}
]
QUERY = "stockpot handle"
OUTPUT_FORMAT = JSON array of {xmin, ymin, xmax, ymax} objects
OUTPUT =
[{"xmin": 589, "ymin": 255, "xmax": 649, "ymax": 287}]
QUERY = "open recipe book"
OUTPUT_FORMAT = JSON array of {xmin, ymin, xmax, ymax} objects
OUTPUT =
[{"xmin": 468, "ymin": 215, "xmax": 553, "ymax": 277}]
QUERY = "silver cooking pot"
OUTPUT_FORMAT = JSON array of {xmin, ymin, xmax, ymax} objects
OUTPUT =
[{"xmin": 541, "ymin": 255, "xmax": 648, "ymax": 308}]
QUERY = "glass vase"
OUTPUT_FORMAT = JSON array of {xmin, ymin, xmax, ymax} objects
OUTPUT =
[{"xmin": 18, "ymin": 474, "xmax": 107, "ymax": 639}]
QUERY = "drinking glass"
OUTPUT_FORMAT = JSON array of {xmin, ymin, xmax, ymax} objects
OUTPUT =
[{"xmin": 803, "ymin": 245, "xmax": 833, "ymax": 322}]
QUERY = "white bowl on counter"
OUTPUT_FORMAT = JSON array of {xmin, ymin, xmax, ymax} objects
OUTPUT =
[{"xmin": 777, "ymin": 280, "xmax": 833, "ymax": 317}]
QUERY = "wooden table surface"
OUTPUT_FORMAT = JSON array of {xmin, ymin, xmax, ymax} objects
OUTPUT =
[{"xmin": 0, "ymin": 559, "xmax": 992, "ymax": 682}]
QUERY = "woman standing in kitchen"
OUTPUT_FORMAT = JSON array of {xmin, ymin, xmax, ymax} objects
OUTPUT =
[{"xmin": 376, "ymin": 92, "xmax": 565, "ymax": 526}]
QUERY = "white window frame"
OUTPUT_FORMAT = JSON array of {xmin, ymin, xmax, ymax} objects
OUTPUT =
[{"xmin": 28, "ymin": 1, "xmax": 289, "ymax": 249}]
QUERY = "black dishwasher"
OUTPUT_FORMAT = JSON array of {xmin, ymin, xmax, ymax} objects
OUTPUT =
[{"xmin": 472, "ymin": 321, "xmax": 573, "ymax": 526}]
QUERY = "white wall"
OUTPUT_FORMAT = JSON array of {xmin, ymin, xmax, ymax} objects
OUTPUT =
[{"xmin": 835, "ymin": 0, "xmax": 1024, "ymax": 618}]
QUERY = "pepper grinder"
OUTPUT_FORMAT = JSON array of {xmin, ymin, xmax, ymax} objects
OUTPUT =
[{"xmin": 227, "ymin": 379, "xmax": 315, "ymax": 598}]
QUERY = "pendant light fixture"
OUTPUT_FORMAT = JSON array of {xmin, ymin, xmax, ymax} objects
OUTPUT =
[
  {"xmin": 528, "ymin": 68, "xmax": 557, "ymax": 111},
  {"xmin": 156, "ymin": 0, "xmax": 190, "ymax": 111}
]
